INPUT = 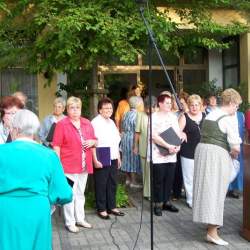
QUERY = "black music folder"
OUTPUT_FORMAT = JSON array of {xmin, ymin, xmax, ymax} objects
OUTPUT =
[
  {"xmin": 46, "ymin": 122, "xmax": 56, "ymax": 142},
  {"xmin": 156, "ymin": 127, "xmax": 181, "ymax": 155},
  {"xmin": 96, "ymin": 147, "xmax": 111, "ymax": 167}
]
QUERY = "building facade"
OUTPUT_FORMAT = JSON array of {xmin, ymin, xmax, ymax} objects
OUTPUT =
[{"xmin": 0, "ymin": 8, "xmax": 249, "ymax": 120}]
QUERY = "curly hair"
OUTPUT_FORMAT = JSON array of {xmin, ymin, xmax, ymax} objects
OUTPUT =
[
  {"xmin": 187, "ymin": 94, "xmax": 202, "ymax": 107},
  {"xmin": 221, "ymin": 88, "xmax": 242, "ymax": 106},
  {"xmin": 97, "ymin": 97, "xmax": 113, "ymax": 113},
  {"xmin": 0, "ymin": 96, "xmax": 24, "ymax": 119}
]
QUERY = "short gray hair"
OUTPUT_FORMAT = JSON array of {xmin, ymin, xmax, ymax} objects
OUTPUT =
[
  {"xmin": 128, "ymin": 96, "xmax": 143, "ymax": 109},
  {"xmin": 54, "ymin": 97, "xmax": 66, "ymax": 107},
  {"xmin": 144, "ymin": 96, "xmax": 157, "ymax": 109},
  {"xmin": 12, "ymin": 109, "xmax": 40, "ymax": 136}
]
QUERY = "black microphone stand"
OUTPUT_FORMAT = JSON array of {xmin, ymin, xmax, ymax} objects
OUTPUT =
[
  {"xmin": 138, "ymin": 5, "xmax": 182, "ymax": 110},
  {"xmin": 136, "ymin": 3, "xmax": 183, "ymax": 250},
  {"xmin": 148, "ymin": 37, "xmax": 154, "ymax": 250}
]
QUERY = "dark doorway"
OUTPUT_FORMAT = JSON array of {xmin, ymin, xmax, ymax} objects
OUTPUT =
[
  {"xmin": 105, "ymin": 73, "xmax": 137, "ymax": 103},
  {"xmin": 140, "ymin": 70, "xmax": 176, "ymax": 96}
]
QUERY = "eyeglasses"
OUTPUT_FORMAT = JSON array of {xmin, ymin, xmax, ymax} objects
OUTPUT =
[
  {"xmin": 4, "ymin": 111, "xmax": 16, "ymax": 115},
  {"xmin": 102, "ymin": 107, "xmax": 113, "ymax": 110},
  {"xmin": 68, "ymin": 106, "xmax": 81, "ymax": 110}
]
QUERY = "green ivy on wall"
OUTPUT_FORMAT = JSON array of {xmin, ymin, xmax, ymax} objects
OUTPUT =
[{"xmin": 0, "ymin": 1, "xmax": 249, "ymax": 75}]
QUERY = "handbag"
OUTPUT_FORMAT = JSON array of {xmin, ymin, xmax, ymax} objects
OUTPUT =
[{"xmin": 230, "ymin": 159, "xmax": 240, "ymax": 183}]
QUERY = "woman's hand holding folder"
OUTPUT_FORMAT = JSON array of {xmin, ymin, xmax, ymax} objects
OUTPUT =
[{"xmin": 93, "ymin": 159, "xmax": 103, "ymax": 169}]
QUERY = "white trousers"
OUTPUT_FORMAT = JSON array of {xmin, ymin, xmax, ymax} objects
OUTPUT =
[
  {"xmin": 180, "ymin": 156, "xmax": 194, "ymax": 207},
  {"xmin": 63, "ymin": 172, "xmax": 88, "ymax": 227}
]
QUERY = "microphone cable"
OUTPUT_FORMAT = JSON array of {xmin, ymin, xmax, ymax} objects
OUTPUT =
[
  {"xmin": 108, "ymin": 115, "xmax": 152, "ymax": 250},
  {"xmin": 110, "ymin": 1, "xmax": 155, "ymax": 249},
  {"xmin": 132, "ymin": 111, "xmax": 151, "ymax": 250},
  {"xmin": 109, "ymin": 215, "xmax": 121, "ymax": 250},
  {"xmin": 132, "ymin": 158, "xmax": 146, "ymax": 250},
  {"xmin": 133, "ymin": 1, "xmax": 155, "ymax": 247}
]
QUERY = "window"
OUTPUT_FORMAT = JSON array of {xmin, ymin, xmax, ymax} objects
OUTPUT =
[
  {"xmin": 222, "ymin": 36, "xmax": 240, "ymax": 88},
  {"xmin": 183, "ymin": 70, "xmax": 207, "ymax": 94},
  {"xmin": 140, "ymin": 70, "xmax": 176, "ymax": 96},
  {"xmin": 0, "ymin": 69, "xmax": 38, "ymax": 113}
]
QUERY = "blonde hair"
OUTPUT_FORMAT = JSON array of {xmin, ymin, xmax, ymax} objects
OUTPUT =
[
  {"xmin": 221, "ymin": 88, "xmax": 242, "ymax": 106},
  {"xmin": 187, "ymin": 94, "xmax": 202, "ymax": 107},
  {"xmin": 54, "ymin": 97, "xmax": 66, "ymax": 107},
  {"xmin": 66, "ymin": 96, "xmax": 82, "ymax": 108}
]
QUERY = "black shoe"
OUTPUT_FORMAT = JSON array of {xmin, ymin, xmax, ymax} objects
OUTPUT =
[
  {"xmin": 154, "ymin": 207, "xmax": 162, "ymax": 216},
  {"xmin": 227, "ymin": 191, "xmax": 240, "ymax": 199},
  {"xmin": 107, "ymin": 210, "xmax": 125, "ymax": 216},
  {"xmin": 97, "ymin": 212, "xmax": 110, "ymax": 220},
  {"xmin": 162, "ymin": 203, "xmax": 179, "ymax": 213},
  {"xmin": 186, "ymin": 202, "xmax": 192, "ymax": 209}
]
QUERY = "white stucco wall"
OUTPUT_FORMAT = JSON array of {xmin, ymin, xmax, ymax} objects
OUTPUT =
[
  {"xmin": 57, "ymin": 72, "xmax": 67, "ymax": 100},
  {"xmin": 208, "ymin": 49, "xmax": 223, "ymax": 88}
]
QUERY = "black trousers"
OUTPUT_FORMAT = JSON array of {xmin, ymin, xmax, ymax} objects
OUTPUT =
[
  {"xmin": 153, "ymin": 162, "xmax": 176, "ymax": 204},
  {"xmin": 94, "ymin": 159, "xmax": 117, "ymax": 212},
  {"xmin": 172, "ymin": 153, "xmax": 183, "ymax": 199}
]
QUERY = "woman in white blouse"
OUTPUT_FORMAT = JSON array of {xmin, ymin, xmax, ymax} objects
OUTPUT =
[
  {"xmin": 91, "ymin": 97, "xmax": 125, "ymax": 219},
  {"xmin": 151, "ymin": 93, "xmax": 181, "ymax": 216}
]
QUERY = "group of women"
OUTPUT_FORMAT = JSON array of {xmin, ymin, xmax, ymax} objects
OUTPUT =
[
  {"xmin": 0, "ymin": 95, "xmax": 125, "ymax": 250},
  {"xmin": 0, "ymin": 86, "xmax": 244, "ymax": 249},
  {"xmin": 51, "ymin": 97, "xmax": 125, "ymax": 233},
  {"xmin": 120, "ymin": 88, "xmax": 243, "ymax": 246}
]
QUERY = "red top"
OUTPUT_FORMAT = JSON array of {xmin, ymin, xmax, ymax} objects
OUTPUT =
[{"xmin": 52, "ymin": 116, "xmax": 96, "ymax": 174}]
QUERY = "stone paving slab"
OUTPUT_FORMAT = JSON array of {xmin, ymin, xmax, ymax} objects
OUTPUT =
[{"xmin": 52, "ymin": 190, "xmax": 250, "ymax": 250}]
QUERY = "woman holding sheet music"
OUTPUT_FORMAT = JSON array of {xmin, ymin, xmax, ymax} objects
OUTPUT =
[
  {"xmin": 151, "ymin": 93, "xmax": 181, "ymax": 216},
  {"xmin": 91, "ymin": 98, "xmax": 124, "ymax": 219},
  {"xmin": 39, "ymin": 97, "xmax": 66, "ymax": 147}
]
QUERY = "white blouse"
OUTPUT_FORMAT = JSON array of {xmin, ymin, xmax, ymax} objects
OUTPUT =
[
  {"xmin": 205, "ymin": 108, "xmax": 242, "ymax": 148},
  {"xmin": 0, "ymin": 122, "xmax": 9, "ymax": 144},
  {"xmin": 150, "ymin": 111, "xmax": 180, "ymax": 164},
  {"xmin": 91, "ymin": 114, "xmax": 121, "ymax": 160}
]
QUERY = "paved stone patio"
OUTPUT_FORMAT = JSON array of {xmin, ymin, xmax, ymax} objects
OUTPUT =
[{"xmin": 52, "ymin": 189, "xmax": 250, "ymax": 250}]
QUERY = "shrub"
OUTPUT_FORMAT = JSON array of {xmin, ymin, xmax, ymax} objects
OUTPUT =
[{"xmin": 85, "ymin": 184, "xmax": 129, "ymax": 210}]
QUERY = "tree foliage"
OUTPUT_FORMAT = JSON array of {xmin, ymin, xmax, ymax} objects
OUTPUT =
[{"xmin": 0, "ymin": 0, "xmax": 249, "ymax": 74}]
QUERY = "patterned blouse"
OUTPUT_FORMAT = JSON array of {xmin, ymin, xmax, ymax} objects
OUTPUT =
[{"xmin": 77, "ymin": 127, "xmax": 86, "ymax": 172}]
